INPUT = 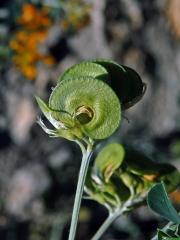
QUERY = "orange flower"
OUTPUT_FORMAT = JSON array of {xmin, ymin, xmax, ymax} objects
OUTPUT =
[
  {"xmin": 21, "ymin": 65, "xmax": 37, "ymax": 80},
  {"xmin": 10, "ymin": 3, "xmax": 55, "ymax": 80},
  {"xmin": 60, "ymin": 1, "xmax": 92, "ymax": 31},
  {"xmin": 17, "ymin": 4, "xmax": 52, "ymax": 29}
]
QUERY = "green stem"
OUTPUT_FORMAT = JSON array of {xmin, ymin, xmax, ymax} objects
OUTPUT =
[
  {"xmin": 91, "ymin": 210, "xmax": 123, "ymax": 240},
  {"xmin": 68, "ymin": 148, "xmax": 93, "ymax": 240},
  {"xmin": 91, "ymin": 198, "xmax": 144, "ymax": 240}
]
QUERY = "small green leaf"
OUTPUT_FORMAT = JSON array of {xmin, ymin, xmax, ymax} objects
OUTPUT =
[
  {"xmin": 35, "ymin": 96, "xmax": 74, "ymax": 129},
  {"xmin": 147, "ymin": 182, "xmax": 180, "ymax": 223},
  {"xmin": 35, "ymin": 96, "xmax": 84, "ymax": 140},
  {"xmin": 35, "ymin": 96, "xmax": 51, "ymax": 120},
  {"xmin": 94, "ymin": 143, "xmax": 125, "ymax": 182}
]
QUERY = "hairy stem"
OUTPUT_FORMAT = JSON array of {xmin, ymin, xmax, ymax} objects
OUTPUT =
[{"xmin": 68, "ymin": 147, "xmax": 93, "ymax": 240}]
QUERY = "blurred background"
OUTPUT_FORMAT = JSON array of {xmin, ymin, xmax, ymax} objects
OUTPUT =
[{"xmin": 0, "ymin": 0, "xmax": 180, "ymax": 239}]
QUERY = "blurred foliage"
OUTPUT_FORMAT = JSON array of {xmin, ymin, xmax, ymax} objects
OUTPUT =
[
  {"xmin": 59, "ymin": 0, "xmax": 92, "ymax": 32},
  {"xmin": 170, "ymin": 140, "xmax": 180, "ymax": 158},
  {"xmin": 0, "ymin": 8, "xmax": 11, "ymax": 70}
]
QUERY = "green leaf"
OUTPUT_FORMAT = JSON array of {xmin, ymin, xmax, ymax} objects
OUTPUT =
[
  {"xmin": 35, "ymin": 96, "xmax": 74, "ymax": 129},
  {"xmin": 147, "ymin": 182, "xmax": 180, "ymax": 223},
  {"xmin": 35, "ymin": 96, "xmax": 51, "ymax": 120},
  {"xmin": 59, "ymin": 61, "xmax": 109, "ymax": 82},
  {"xmin": 90, "ymin": 59, "xmax": 146, "ymax": 109},
  {"xmin": 93, "ymin": 143, "xmax": 125, "ymax": 182}
]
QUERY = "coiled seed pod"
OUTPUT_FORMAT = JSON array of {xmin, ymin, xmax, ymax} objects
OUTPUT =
[
  {"xmin": 90, "ymin": 59, "xmax": 146, "ymax": 109},
  {"xmin": 58, "ymin": 59, "xmax": 146, "ymax": 110},
  {"xmin": 60, "ymin": 61, "xmax": 109, "ymax": 83},
  {"xmin": 49, "ymin": 77, "xmax": 121, "ymax": 140}
]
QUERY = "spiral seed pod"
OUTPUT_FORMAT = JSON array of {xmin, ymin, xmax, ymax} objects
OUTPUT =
[
  {"xmin": 49, "ymin": 76, "xmax": 121, "ymax": 140},
  {"xmin": 59, "ymin": 61, "xmax": 109, "ymax": 83},
  {"xmin": 58, "ymin": 59, "xmax": 146, "ymax": 110},
  {"xmin": 90, "ymin": 59, "xmax": 146, "ymax": 109}
]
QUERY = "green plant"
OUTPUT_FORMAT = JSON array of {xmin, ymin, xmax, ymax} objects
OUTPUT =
[
  {"xmin": 85, "ymin": 143, "xmax": 180, "ymax": 239},
  {"xmin": 36, "ymin": 59, "xmax": 180, "ymax": 240}
]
